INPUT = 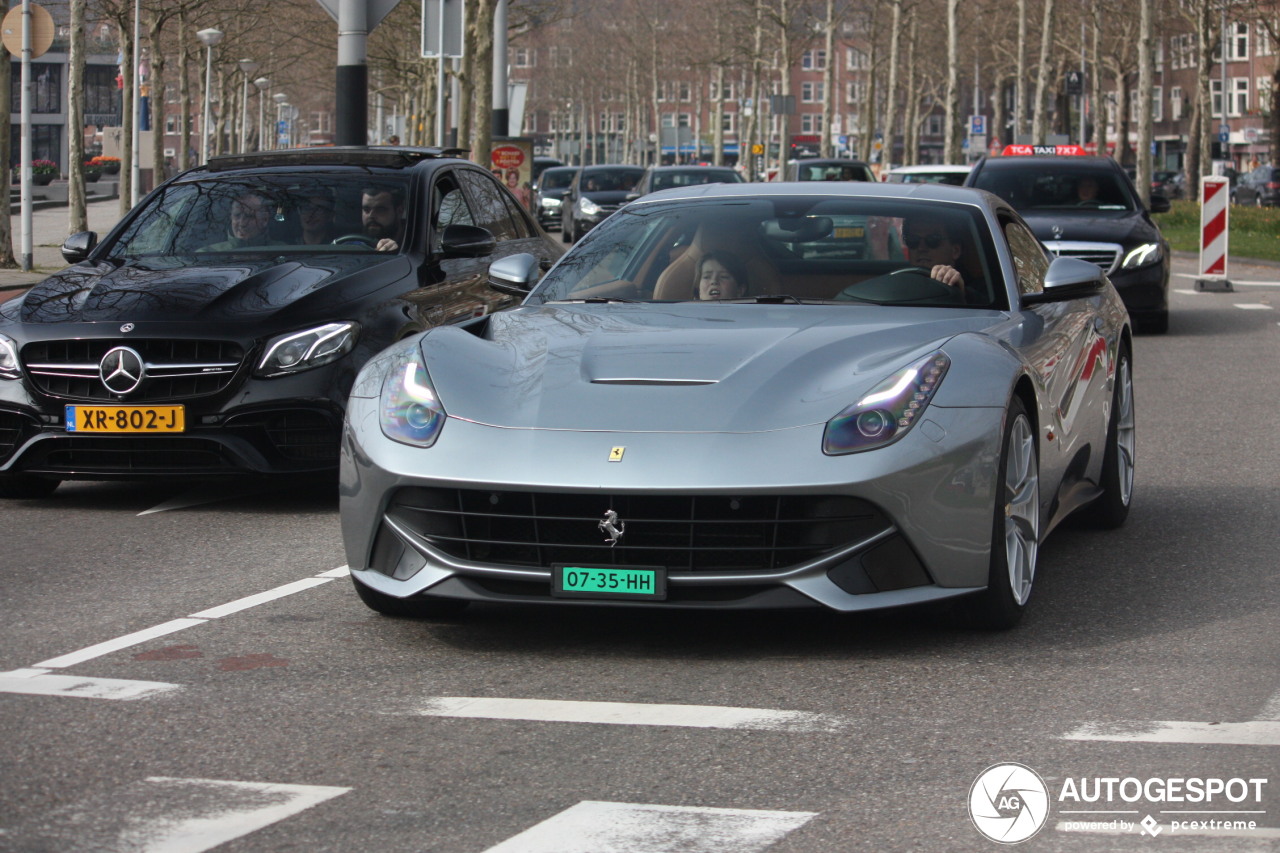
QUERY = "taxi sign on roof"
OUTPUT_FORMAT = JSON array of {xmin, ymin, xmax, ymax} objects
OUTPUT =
[{"xmin": 1001, "ymin": 144, "xmax": 1087, "ymax": 156}]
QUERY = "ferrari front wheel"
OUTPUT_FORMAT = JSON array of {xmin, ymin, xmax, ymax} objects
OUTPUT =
[{"xmin": 960, "ymin": 398, "xmax": 1040, "ymax": 629}]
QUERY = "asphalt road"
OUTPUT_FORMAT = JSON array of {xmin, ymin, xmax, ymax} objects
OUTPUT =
[{"xmin": 1, "ymin": 254, "xmax": 1278, "ymax": 852}]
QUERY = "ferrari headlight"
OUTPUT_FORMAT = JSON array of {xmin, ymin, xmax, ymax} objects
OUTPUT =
[
  {"xmin": 0, "ymin": 333, "xmax": 19, "ymax": 380},
  {"xmin": 1121, "ymin": 242, "xmax": 1161, "ymax": 269},
  {"xmin": 256, "ymin": 322, "xmax": 358, "ymax": 377},
  {"xmin": 379, "ymin": 349, "xmax": 446, "ymax": 447},
  {"xmin": 823, "ymin": 352, "xmax": 950, "ymax": 455},
  {"xmin": 577, "ymin": 197, "xmax": 601, "ymax": 216}
]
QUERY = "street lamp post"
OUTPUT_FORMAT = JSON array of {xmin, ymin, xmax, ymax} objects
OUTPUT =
[
  {"xmin": 254, "ymin": 76, "xmax": 271, "ymax": 150},
  {"xmin": 196, "ymin": 28, "xmax": 223, "ymax": 164},
  {"xmin": 238, "ymin": 58, "xmax": 259, "ymax": 151},
  {"xmin": 273, "ymin": 92, "xmax": 288, "ymax": 149}
]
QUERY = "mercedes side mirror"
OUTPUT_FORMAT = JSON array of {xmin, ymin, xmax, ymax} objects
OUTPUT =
[{"xmin": 61, "ymin": 231, "xmax": 97, "ymax": 264}]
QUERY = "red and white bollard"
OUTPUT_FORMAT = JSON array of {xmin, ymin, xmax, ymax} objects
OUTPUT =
[{"xmin": 1195, "ymin": 175, "xmax": 1233, "ymax": 292}]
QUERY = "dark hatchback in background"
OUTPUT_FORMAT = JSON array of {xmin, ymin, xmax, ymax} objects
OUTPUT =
[
  {"xmin": 783, "ymin": 158, "xmax": 876, "ymax": 182},
  {"xmin": 0, "ymin": 146, "xmax": 562, "ymax": 498},
  {"xmin": 626, "ymin": 165, "xmax": 745, "ymax": 199},
  {"xmin": 533, "ymin": 165, "xmax": 578, "ymax": 231},
  {"xmin": 560, "ymin": 164, "xmax": 644, "ymax": 243},
  {"xmin": 966, "ymin": 154, "xmax": 1171, "ymax": 333},
  {"xmin": 1232, "ymin": 164, "xmax": 1279, "ymax": 207}
]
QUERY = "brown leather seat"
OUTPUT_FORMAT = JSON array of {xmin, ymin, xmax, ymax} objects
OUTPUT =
[{"xmin": 652, "ymin": 221, "xmax": 781, "ymax": 300}]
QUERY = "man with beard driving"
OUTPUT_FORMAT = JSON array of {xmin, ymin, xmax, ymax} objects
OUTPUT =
[{"xmin": 361, "ymin": 186, "xmax": 406, "ymax": 252}]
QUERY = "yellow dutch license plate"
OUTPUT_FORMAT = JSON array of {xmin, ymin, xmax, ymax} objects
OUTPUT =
[
  {"xmin": 834, "ymin": 226, "xmax": 866, "ymax": 239},
  {"xmin": 65, "ymin": 405, "xmax": 185, "ymax": 433}
]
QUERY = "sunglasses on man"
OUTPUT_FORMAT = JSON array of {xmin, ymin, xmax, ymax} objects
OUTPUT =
[{"xmin": 903, "ymin": 233, "xmax": 947, "ymax": 250}]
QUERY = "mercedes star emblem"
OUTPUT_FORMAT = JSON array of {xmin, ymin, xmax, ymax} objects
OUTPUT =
[
  {"xmin": 120, "ymin": 323, "xmax": 135, "ymax": 333},
  {"xmin": 99, "ymin": 346, "xmax": 145, "ymax": 395}
]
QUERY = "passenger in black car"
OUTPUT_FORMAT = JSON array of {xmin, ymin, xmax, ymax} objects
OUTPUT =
[
  {"xmin": 297, "ymin": 190, "xmax": 338, "ymax": 245},
  {"xmin": 207, "ymin": 191, "xmax": 273, "ymax": 250}
]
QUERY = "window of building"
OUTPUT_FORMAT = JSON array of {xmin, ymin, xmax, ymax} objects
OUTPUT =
[
  {"xmin": 721, "ymin": 112, "xmax": 736, "ymax": 133},
  {"xmin": 846, "ymin": 48, "xmax": 869, "ymax": 71},
  {"xmin": 1259, "ymin": 77, "xmax": 1273, "ymax": 114},
  {"xmin": 678, "ymin": 82, "xmax": 691, "ymax": 102},
  {"xmin": 1259, "ymin": 24, "xmax": 1275, "ymax": 56},
  {"xmin": 801, "ymin": 113, "xmax": 818, "ymax": 134},
  {"xmin": 1170, "ymin": 86, "xmax": 1184, "ymax": 120},
  {"xmin": 1230, "ymin": 78, "xmax": 1249, "ymax": 116},
  {"xmin": 11, "ymin": 62, "xmax": 60, "ymax": 113},
  {"xmin": 925, "ymin": 114, "xmax": 943, "ymax": 136},
  {"xmin": 802, "ymin": 50, "xmax": 826, "ymax": 70},
  {"xmin": 1228, "ymin": 22, "xmax": 1249, "ymax": 61},
  {"xmin": 709, "ymin": 82, "xmax": 736, "ymax": 101},
  {"xmin": 1211, "ymin": 79, "xmax": 1223, "ymax": 117},
  {"xmin": 801, "ymin": 81, "xmax": 825, "ymax": 103},
  {"xmin": 677, "ymin": 113, "xmax": 691, "ymax": 128},
  {"xmin": 845, "ymin": 80, "xmax": 865, "ymax": 104},
  {"xmin": 660, "ymin": 113, "xmax": 676, "ymax": 128},
  {"xmin": 1152, "ymin": 86, "xmax": 1163, "ymax": 121},
  {"xmin": 1155, "ymin": 40, "xmax": 1164, "ymax": 73},
  {"xmin": 513, "ymin": 47, "xmax": 531, "ymax": 68},
  {"xmin": 549, "ymin": 46, "xmax": 572, "ymax": 67},
  {"xmin": 85, "ymin": 64, "xmax": 120, "ymax": 126}
]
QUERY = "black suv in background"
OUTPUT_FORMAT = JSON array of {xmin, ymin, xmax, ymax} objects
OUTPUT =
[
  {"xmin": 966, "ymin": 154, "xmax": 1172, "ymax": 333},
  {"xmin": 0, "ymin": 147, "xmax": 563, "ymax": 497}
]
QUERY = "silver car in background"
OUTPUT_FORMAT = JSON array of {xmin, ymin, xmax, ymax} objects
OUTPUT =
[{"xmin": 340, "ymin": 182, "xmax": 1135, "ymax": 630}]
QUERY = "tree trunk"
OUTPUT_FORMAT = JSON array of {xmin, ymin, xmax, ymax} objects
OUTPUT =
[
  {"xmin": 470, "ymin": 0, "xmax": 495, "ymax": 169},
  {"xmin": 0, "ymin": 0, "xmax": 15, "ymax": 268},
  {"xmin": 1015, "ymin": 0, "xmax": 1027, "ymax": 140},
  {"xmin": 68, "ymin": 0, "xmax": 88, "ymax": 234},
  {"xmin": 148, "ymin": 17, "xmax": 167, "ymax": 190},
  {"xmin": 1136, "ymin": 0, "xmax": 1153, "ymax": 204},
  {"xmin": 944, "ymin": 0, "xmax": 959, "ymax": 162},
  {"xmin": 1031, "ymin": 0, "xmax": 1055, "ymax": 144},
  {"xmin": 118, "ymin": 14, "xmax": 134, "ymax": 216},
  {"xmin": 179, "ymin": 8, "xmax": 192, "ymax": 170},
  {"xmin": 884, "ymin": 0, "xmax": 902, "ymax": 165},
  {"xmin": 820, "ymin": 0, "xmax": 834, "ymax": 158}
]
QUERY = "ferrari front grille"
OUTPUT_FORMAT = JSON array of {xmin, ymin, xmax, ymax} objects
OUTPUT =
[{"xmin": 387, "ymin": 488, "xmax": 890, "ymax": 573}]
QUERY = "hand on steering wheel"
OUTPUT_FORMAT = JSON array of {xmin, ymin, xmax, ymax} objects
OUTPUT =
[{"xmin": 332, "ymin": 234, "xmax": 376, "ymax": 247}]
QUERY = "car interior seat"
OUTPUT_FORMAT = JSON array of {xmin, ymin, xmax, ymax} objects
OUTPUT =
[{"xmin": 652, "ymin": 219, "xmax": 782, "ymax": 300}]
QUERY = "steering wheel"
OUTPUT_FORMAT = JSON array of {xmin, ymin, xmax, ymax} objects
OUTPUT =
[
  {"xmin": 332, "ymin": 234, "xmax": 376, "ymax": 247},
  {"xmin": 837, "ymin": 266, "xmax": 965, "ymax": 304}
]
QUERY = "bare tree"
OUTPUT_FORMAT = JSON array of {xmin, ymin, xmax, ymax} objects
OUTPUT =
[
  {"xmin": 1031, "ymin": 0, "xmax": 1056, "ymax": 143},
  {"xmin": 0, "ymin": 0, "xmax": 15, "ymax": 267},
  {"xmin": 68, "ymin": 0, "xmax": 88, "ymax": 233}
]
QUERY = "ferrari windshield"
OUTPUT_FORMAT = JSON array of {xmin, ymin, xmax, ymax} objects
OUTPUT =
[
  {"xmin": 106, "ymin": 174, "xmax": 412, "ymax": 258},
  {"xmin": 531, "ymin": 196, "xmax": 1005, "ymax": 309}
]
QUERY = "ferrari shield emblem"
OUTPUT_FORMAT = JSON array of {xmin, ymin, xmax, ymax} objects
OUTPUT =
[{"xmin": 609, "ymin": 446, "xmax": 625, "ymax": 462}]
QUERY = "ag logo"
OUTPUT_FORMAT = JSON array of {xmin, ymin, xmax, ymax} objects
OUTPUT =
[{"xmin": 968, "ymin": 762, "xmax": 1050, "ymax": 844}]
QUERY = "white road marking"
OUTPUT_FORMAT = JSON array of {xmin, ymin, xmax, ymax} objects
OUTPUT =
[
  {"xmin": 0, "ymin": 670, "xmax": 179, "ymax": 700},
  {"xmin": 9, "ymin": 776, "xmax": 350, "ymax": 853},
  {"xmin": 9, "ymin": 567, "xmax": 349, "ymax": 700},
  {"xmin": 1056, "ymin": 820, "xmax": 1280, "ymax": 839},
  {"xmin": 189, "ymin": 577, "xmax": 334, "ymax": 619},
  {"xmin": 481, "ymin": 801, "xmax": 817, "ymax": 853},
  {"xmin": 417, "ymin": 696, "xmax": 844, "ymax": 732},
  {"xmin": 1258, "ymin": 690, "xmax": 1280, "ymax": 721},
  {"xmin": 1062, "ymin": 720, "xmax": 1280, "ymax": 746},
  {"xmin": 1234, "ymin": 303, "xmax": 1274, "ymax": 310},
  {"xmin": 33, "ymin": 619, "xmax": 208, "ymax": 669},
  {"xmin": 1174, "ymin": 288, "xmax": 1206, "ymax": 295},
  {"xmin": 1174, "ymin": 273, "xmax": 1280, "ymax": 287}
]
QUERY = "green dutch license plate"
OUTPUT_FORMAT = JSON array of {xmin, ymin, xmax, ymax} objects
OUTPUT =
[{"xmin": 552, "ymin": 565, "xmax": 667, "ymax": 600}]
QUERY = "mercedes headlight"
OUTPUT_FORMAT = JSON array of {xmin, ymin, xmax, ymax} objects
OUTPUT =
[
  {"xmin": 0, "ymin": 333, "xmax": 19, "ymax": 380},
  {"xmin": 256, "ymin": 322, "xmax": 358, "ymax": 377},
  {"xmin": 541, "ymin": 197, "xmax": 562, "ymax": 209},
  {"xmin": 379, "ymin": 348, "xmax": 446, "ymax": 448},
  {"xmin": 577, "ymin": 197, "xmax": 602, "ymax": 216},
  {"xmin": 1121, "ymin": 242, "xmax": 1161, "ymax": 269},
  {"xmin": 823, "ymin": 352, "xmax": 950, "ymax": 454}
]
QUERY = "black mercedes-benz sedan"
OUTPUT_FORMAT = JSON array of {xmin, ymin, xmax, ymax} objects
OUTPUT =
[
  {"xmin": 0, "ymin": 146, "xmax": 562, "ymax": 498},
  {"xmin": 965, "ymin": 152, "xmax": 1171, "ymax": 333}
]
